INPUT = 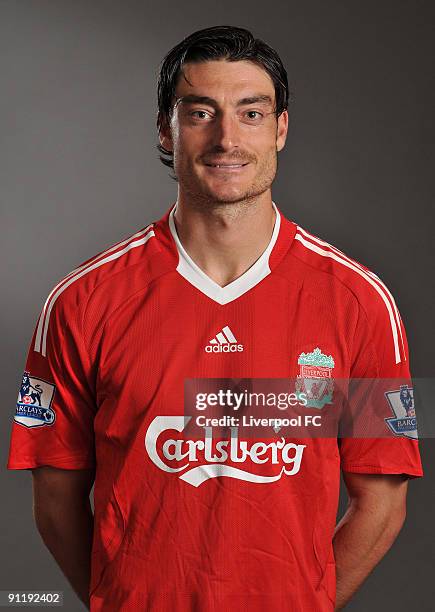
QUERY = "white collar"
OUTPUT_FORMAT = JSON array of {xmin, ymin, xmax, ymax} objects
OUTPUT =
[{"xmin": 168, "ymin": 201, "xmax": 281, "ymax": 305}]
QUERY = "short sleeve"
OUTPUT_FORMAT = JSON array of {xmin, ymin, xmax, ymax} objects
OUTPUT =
[
  {"xmin": 7, "ymin": 286, "xmax": 97, "ymax": 470},
  {"xmin": 338, "ymin": 284, "xmax": 423, "ymax": 480}
]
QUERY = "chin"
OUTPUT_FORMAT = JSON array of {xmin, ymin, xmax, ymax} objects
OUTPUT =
[
  {"xmin": 206, "ymin": 190, "xmax": 246, "ymax": 203},
  {"xmin": 199, "ymin": 181, "xmax": 253, "ymax": 203}
]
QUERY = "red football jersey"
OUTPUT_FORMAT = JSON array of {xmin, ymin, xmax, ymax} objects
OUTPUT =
[{"xmin": 7, "ymin": 203, "xmax": 423, "ymax": 611}]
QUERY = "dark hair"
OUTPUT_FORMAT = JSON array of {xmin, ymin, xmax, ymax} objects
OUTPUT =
[{"xmin": 156, "ymin": 25, "xmax": 289, "ymax": 170}]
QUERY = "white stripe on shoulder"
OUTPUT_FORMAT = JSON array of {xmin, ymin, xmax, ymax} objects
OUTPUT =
[
  {"xmin": 294, "ymin": 230, "xmax": 402, "ymax": 364},
  {"xmin": 35, "ymin": 225, "xmax": 155, "ymax": 357},
  {"xmin": 296, "ymin": 226, "xmax": 405, "ymax": 358}
]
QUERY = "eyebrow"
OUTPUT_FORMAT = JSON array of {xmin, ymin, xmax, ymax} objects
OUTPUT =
[{"xmin": 175, "ymin": 94, "xmax": 274, "ymax": 108}]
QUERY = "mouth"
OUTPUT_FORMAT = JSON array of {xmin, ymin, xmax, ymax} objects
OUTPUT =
[{"xmin": 203, "ymin": 162, "xmax": 249, "ymax": 171}]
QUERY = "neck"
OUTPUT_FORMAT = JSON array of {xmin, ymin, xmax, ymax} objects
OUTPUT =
[{"xmin": 172, "ymin": 190, "xmax": 277, "ymax": 287}]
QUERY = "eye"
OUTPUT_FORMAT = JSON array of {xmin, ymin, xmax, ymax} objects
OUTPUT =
[
  {"xmin": 245, "ymin": 110, "xmax": 263, "ymax": 120},
  {"xmin": 190, "ymin": 110, "xmax": 213, "ymax": 120}
]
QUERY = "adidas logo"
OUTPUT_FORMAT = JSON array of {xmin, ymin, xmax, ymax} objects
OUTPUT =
[{"xmin": 205, "ymin": 326, "xmax": 244, "ymax": 353}]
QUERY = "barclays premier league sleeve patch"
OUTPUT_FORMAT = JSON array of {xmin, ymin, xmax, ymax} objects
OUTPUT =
[
  {"xmin": 384, "ymin": 384, "xmax": 418, "ymax": 440},
  {"xmin": 15, "ymin": 371, "xmax": 56, "ymax": 428}
]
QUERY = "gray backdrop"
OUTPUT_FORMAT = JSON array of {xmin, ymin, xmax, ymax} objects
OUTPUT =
[{"xmin": 1, "ymin": 1, "xmax": 434, "ymax": 610}]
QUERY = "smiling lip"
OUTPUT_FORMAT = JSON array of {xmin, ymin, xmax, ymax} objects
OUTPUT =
[{"xmin": 204, "ymin": 162, "xmax": 249, "ymax": 170}]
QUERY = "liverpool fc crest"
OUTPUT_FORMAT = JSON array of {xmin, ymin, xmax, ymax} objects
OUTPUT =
[{"xmin": 295, "ymin": 348, "xmax": 335, "ymax": 409}]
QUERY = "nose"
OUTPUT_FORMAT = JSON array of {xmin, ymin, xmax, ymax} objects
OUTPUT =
[{"xmin": 212, "ymin": 111, "xmax": 239, "ymax": 151}]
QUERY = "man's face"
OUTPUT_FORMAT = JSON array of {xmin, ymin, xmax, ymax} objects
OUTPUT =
[{"xmin": 159, "ymin": 59, "xmax": 288, "ymax": 205}]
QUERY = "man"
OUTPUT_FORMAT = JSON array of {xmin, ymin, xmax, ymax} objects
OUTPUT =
[{"xmin": 7, "ymin": 25, "xmax": 423, "ymax": 611}]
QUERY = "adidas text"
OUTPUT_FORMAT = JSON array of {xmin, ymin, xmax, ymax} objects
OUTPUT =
[{"xmin": 205, "ymin": 344, "xmax": 244, "ymax": 353}]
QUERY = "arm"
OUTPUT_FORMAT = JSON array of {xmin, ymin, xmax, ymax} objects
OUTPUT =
[
  {"xmin": 333, "ymin": 472, "xmax": 408, "ymax": 610},
  {"xmin": 32, "ymin": 466, "xmax": 95, "ymax": 610}
]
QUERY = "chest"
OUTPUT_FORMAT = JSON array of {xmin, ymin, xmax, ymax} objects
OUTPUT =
[{"xmin": 95, "ymin": 273, "xmax": 351, "ymax": 415}]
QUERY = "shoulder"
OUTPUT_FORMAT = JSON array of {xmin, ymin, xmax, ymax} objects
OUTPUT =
[
  {"xmin": 289, "ymin": 223, "xmax": 406, "ymax": 365},
  {"xmin": 51, "ymin": 222, "xmax": 159, "ymax": 304},
  {"xmin": 290, "ymin": 223, "xmax": 396, "ymax": 311},
  {"xmin": 32, "ymin": 221, "xmax": 165, "ymax": 356}
]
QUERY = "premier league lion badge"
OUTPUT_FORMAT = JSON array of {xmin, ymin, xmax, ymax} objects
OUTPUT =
[
  {"xmin": 384, "ymin": 384, "xmax": 418, "ymax": 439},
  {"xmin": 15, "ymin": 371, "xmax": 56, "ymax": 428},
  {"xmin": 295, "ymin": 348, "xmax": 335, "ymax": 409}
]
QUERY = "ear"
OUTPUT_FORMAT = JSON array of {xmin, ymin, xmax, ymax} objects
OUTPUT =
[
  {"xmin": 159, "ymin": 116, "xmax": 173, "ymax": 152},
  {"xmin": 276, "ymin": 110, "xmax": 289, "ymax": 152}
]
